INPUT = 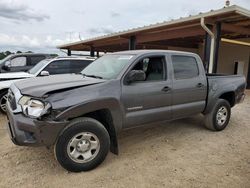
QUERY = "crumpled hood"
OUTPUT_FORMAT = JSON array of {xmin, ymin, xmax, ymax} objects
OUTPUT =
[
  {"xmin": 14, "ymin": 74, "xmax": 106, "ymax": 97},
  {"xmin": 0, "ymin": 72, "xmax": 33, "ymax": 80}
]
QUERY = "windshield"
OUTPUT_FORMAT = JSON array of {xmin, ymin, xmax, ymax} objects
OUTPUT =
[
  {"xmin": 28, "ymin": 59, "xmax": 50, "ymax": 74},
  {"xmin": 81, "ymin": 54, "xmax": 133, "ymax": 79}
]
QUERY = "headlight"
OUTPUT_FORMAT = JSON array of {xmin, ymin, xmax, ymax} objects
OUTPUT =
[{"xmin": 18, "ymin": 96, "xmax": 46, "ymax": 118}]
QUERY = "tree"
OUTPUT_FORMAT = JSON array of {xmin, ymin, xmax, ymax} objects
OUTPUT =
[
  {"xmin": 0, "ymin": 52, "xmax": 5, "ymax": 60},
  {"xmin": 5, "ymin": 51, "xmax": 11, "ymax": 56}
]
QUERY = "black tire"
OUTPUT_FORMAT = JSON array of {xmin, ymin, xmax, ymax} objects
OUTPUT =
[
  {"xmin": 204, "ymin": 99, "xmax": 231, "ymax": 131},
  {"xmin": 0, "ymin": 90, "xmax": 8, "ymax": 114},
  {"xmin": 55, "ymin": 117, "xmax": 110, "ymax": 172}
]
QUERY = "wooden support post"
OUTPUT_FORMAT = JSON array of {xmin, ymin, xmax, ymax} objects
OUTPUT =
[
  {"xmin": 129, "ymin": 36, "xmax": 136, "ymax": 50},
  {"xmin": 67, "ymin": 49, "xmax": 71, "ymax": 56},
  {"xmin": 90, "ymin": 46, "xmax": 95, "ymax": 57},
  {"xmin": 204, "ymin": 32, "xmax": 211, "ymax": 72},
  {"xmin": 213, "ymin": 22, "xmax": 221, "ymax": 73},
  {"xmin": 203, "ymin": 24, "xmax": 213, "ymax": 73}
]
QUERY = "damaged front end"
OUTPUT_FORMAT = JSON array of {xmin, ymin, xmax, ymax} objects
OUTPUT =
[{"xmin": 6, "ymin": 84, "xmax": 69, "ymax": 147}]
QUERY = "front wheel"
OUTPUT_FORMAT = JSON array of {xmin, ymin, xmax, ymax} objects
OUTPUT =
[
  {"xmin": 204, "ymin": 99, "xmax": 231, "ymax": 131},
  {"xmin": 54, "ymin": 117, "xmax": 110, "ymax": 172},
  {"xmin": 0, "ymin": 90, "xmax": 8, "ymax": 114}
]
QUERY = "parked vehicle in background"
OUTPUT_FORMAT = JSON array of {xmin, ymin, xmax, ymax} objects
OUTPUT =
[
  {"xmin": 0, "ymin": 53, "xmax": 56, "ymax": 73},
  {"xmin": 5, "ymin": 50, "xmax": 246, "ymax": 172},
  {"xmin": 0, "ymin": 56, "xmax": 95, "ymax": 113}
]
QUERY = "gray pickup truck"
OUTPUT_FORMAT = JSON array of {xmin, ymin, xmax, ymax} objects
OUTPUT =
[{"xmin": 6, "ymin": 50, "xmax": 246, "ymax": 172}]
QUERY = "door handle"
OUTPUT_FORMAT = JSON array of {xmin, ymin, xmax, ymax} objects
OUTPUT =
[
  {"xmin": 196, "ymin": 83, "xmax": 204, "ymax": 88},
  {"xmin": 162, "ymin": 86, "xmax": 171, "ymax": 92}
]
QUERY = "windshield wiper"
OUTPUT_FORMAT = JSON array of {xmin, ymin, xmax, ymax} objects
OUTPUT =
[{"xmin": 82, "ymin": 74, "xmax": 103, "ymax": 79}]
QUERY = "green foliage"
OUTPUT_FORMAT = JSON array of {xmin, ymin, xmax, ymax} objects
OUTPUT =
[
  {"xmin": 5, "ymin": 51, "xmax": 11, "ymax": 56},
  {"xmin": 0, "ymin": 51, "xmax": 14, "ymax": 60}
]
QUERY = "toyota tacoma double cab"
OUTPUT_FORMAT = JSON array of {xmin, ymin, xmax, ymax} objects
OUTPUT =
[{"xmin": 6, "ymin": 50, "xmax": 246, "ymax": 172}]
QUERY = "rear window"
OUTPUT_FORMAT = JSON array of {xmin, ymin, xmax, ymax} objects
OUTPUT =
[
  {"xmin": 69, "ymin": 60, "xmax": 93, "ymax": 73},
  {"xmin": 172, "ymin": 55, "xmax": 199, "ymax": 79},
  {"xmin": 29, "ymin": 56, "xmax": 46, "ymax": 65}
]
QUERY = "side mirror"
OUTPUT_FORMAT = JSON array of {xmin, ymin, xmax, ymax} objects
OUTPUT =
[
  {"xmin": 126, "ymin": 70, "xmax": 146, "ymax": 83},
  {"xmin": 40, "ymin": 71, "xmax": 50, "ymax": 76},
  {"xmin": 2, "ymin": 61, "xmax": 11, "ymax": 71}
]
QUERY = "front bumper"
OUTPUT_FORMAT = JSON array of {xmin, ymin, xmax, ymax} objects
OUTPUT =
[{"xmin": 6, "ymin": 101, "xmax": 68, "ymax": 147}]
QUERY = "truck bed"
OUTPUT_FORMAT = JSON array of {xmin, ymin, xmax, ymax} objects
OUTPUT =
[{"xmin": 204, "ymin": 73, "xmax": 246, "ymax": 113}]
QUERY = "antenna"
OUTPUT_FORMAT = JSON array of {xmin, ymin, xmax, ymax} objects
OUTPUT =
[{"xmin": 79, "ymin": 32, "xmax": 83, "ymax": 41}]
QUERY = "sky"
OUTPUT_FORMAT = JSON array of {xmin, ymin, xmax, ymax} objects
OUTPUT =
[{"xmin": 0, "ymin": 0, "xmax": 250, "ymax": 55}]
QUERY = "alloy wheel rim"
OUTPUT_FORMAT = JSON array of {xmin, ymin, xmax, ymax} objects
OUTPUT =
[
  {"xmin": 67, "ymin": 132, "xmax": 100, "ymax": 163},
  {"xmin": 216, "ymin": 106, "xmax": 228, "ymax": 126},
  {"xmin": 0, "ymin": 94, "xmax": 8, "ymax": 112}
]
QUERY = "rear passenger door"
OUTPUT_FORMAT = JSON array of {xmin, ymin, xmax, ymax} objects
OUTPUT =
[
  {"xmin": 28, "ymin": 55, "xmax": 46, "ymax": 69},
  {"xmin": 171, "ymin": 54, "xmax": 207, "ymax": 119},
  {"xmin": 70, "ymin": 60, "xmax": 92, "ymax": 73}
]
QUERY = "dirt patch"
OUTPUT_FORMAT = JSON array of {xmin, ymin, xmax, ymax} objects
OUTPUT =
[{"xmin": 0, "ymin": 91, "xmax": 250, "ymax": 188}]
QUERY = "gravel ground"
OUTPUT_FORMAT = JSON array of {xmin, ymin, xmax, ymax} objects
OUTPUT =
[{"xmin": 0, "ymin": 91, "xmax": 249, "ymax": 188}]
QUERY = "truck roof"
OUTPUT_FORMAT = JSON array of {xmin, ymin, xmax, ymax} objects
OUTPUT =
[
  {"xmin": 8, "ymin": 53, "xmax": 55, "ymax": 57},
  {"xmin": 55, "ymin": 56, "xmax": 96, "ymax": 60},
  {"xmin": 113, "ymin": 50, "xmax": 197, "ymax": 56}
]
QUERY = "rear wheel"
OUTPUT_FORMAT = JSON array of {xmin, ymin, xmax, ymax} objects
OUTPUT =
[
  {"xmin": 0, "ymin": 90, "xmax": 8, "ymax": 114},
  {"xmin": 204, "ymin": 99, "xmax": 231, "ymax": 131},
  {"xmin": 55, "ymin": 117, "xmax": 110, "ymax": 172}
]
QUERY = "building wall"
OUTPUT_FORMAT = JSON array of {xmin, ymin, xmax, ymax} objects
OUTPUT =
[
  {"xmin": 195, "ymin": 38, "xmax": 249, "ymax": 78},
  {"xmin": 217, "ymin": 39, "xmax": 250, "ymax": 77}
]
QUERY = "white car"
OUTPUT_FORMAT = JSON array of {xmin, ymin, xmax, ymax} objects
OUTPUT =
[{"xmin": 0, "ymin": 56, "xmax": 95, "ymax": 113}]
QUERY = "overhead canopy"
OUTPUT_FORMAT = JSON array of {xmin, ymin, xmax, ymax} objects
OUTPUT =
[{"xmin": 57, "ymin": 5, "xmax": 250, "ymax": 52}]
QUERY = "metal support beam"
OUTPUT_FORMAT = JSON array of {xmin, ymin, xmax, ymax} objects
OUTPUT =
[
  {"xmin": 129, "ymin": 36, "xmax": 136, "ymax": 50},
  {"xmin": 67, "ymin": 49, "xmax": 71, "ymax": 56},
  {"xmin": 221, "ymin": 38, "xmax": 250, "ymax": 47},
  {"xmin": 90, "ymin": 46, "xmax": 95, "ymax": 57},
  {"xmin": 213, "ymin": 22, "xmax": 221, "ymax": 73},
  {"xmin": 96, "ymin": 51, "xmax": 99, "ymax": 57}
]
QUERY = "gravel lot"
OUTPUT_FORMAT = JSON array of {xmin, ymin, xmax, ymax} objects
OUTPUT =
[{"xmin": 0, "ymin": 91, "xmax": 249, "ymax": 188}]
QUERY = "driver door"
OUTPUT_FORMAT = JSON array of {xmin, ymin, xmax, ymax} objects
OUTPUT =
[
  {"xmin": 8, "ymin": 56, "xmax": 27, "ymax": 72},
  {"xmin": 121, "ymin": 55, "xmax": 172, "ymax": 128}
]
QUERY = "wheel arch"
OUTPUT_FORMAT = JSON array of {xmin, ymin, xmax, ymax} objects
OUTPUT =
[
  {"xmin": 204, "ymin": 89, "xmax": 236, "ymax": 114},
  {"xmin": 218, "ymin": 91, "xmax": 235, "ymax": 107},
  {"xmin": 82, "ymin": 109, "xmax": 119, "ymax": 154},
  {"xmin": 55, "ymin": 98, "xmax": 123, "ymax": 155},
  {"xmin": 0, "ymin": 88, "xmax": 9, "ymax": 94}
]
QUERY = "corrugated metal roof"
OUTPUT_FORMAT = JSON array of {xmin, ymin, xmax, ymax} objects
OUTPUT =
[{"xmin": 57, "ymin": 5, "xmax": 250, "ymax": 49}]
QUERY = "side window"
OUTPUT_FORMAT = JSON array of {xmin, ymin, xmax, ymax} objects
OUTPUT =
[
  {"xmin": 172, "ymin": 55, "xmax": 199, "ymax": 79},
  {"xmin": 29, "ymin": 56, "xmax": 45, "ymax": 65},
  {"xmin": 131, "ymin": 56, "xmax": 165, "ymax": 81},
  {"xmin": 10, "ymin": 57, "xmax": 27, "ymax": 67},
  {"xmin": 70, "ymin": 60, "xmax": 92, "ymax": 73},
  {"xmin": 43, "ymin": 60, "xmax": 70, "ymax": 75}
]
